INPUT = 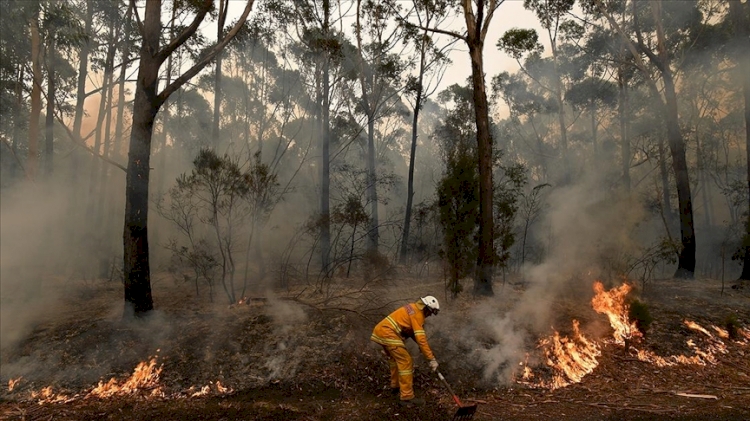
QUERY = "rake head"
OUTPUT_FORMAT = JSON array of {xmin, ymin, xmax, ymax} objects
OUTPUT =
[{"xmin": 451, "ymin": 404, "xmax": 477, "ymax": 421}]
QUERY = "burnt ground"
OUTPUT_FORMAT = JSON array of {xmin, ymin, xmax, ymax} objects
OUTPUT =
[{"xmin": 1, "ymin": 274, "xmax": 749, "ymax": 421}]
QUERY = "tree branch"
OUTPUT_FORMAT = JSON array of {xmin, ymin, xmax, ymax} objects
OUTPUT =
[
  {"xmin": 130, "ymin": 0, "xmax": 144, "ymax": 38},
  {"xmin": 156, "ymin": 0, "xmax": 212, "ymax": 65},
  {"xmin": 156, "ymin": 0, "xmax": 255, "ymax": 107},
  {"xmin": 54, "ymin": 113, "xmax": 126, "ymax": 172}
]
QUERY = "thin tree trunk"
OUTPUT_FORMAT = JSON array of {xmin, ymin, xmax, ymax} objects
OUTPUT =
[
  {"xmin": 400, "ymin": 93, "xmax": 421, "ymax": 264},
  {"xmin": 11, "ymin": 65, "xmax": 24, "ymax": 179},
  {"xmin": 618, "ymin": 68, "xmax": 630, "ymax": 191},
  {"xmin": 400, "ymin": 29, "xmax": 428, "ymax": 264},
  {"xmin": 550, "ymin": 39, "xmax": 569, "ymax": 183},
  {"xmin": 28, "ymin": 4, "xmax": 42, "ymax": 180},
  {"xmin": 212, "ymin": 0, "xmax": 228, "ymax": 147},
  {"xmin": 729, "ymin": 0, "xmax": 750, "ymax": 280},
  {"xmin": 320, "ymin": 0, "xmax": 331, "ymax": 272},
  {"xmin": 651, "ymin": 1, "xmax": 695, "ymax": 278},
  {"xmin": 44, "ymin": 33, "xmax": 56, "ymax": 178},
  {"xmin": 590, "ymin": 100, "xmax": 597, "ymax": 157},
  {"xmin": 366, "ymin": 114, "xmax": 379, "ymax": 252}
]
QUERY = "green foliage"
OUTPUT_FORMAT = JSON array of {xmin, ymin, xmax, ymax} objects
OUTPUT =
[
  {"xmin": 437, "ymin": 141, "xmax": 479, "ymax": 296},
  {"xmin": 497, "ymin": 28, "xmax": 543, "ymax": 59},
  {"xmin": 494, "ymin": 163, "xmax": 526, "ymax": 268},
  {"xmin": 628, "ymin": 298, "xmax": 653, "ymax": 335}
]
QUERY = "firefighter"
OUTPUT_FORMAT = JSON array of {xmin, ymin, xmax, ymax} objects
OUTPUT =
[{"xmin": 370, "ymin": 296, "xmax": 440, "ymax": 407}]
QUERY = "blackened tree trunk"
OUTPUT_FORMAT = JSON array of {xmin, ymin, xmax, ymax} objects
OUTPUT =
[
  {"xmin": 729, "ymin": 0, "xmax": 750, "ymax": 280},
  {"xmin": 662, "ymin": 73, "xmax": 695, "ymax": 277},
  {"xmin": 124, "ymin": 0, "xmax": 162, "ymax": 316},
  {"xmin": 123, "ymin": 0, "xmax": 255, "ymax": 316},
  {"xmin": 597, "ymin": 0, "xmax": 696, "ymax": 278},
  {"xmin": 651, "ymin": 1, "xmax": 695, "ymax": 278}
]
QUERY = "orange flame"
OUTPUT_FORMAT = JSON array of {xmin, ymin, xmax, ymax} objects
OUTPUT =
[
  {"xmin": 88, "ymin": 357, "xmax": 163, "ymax": 398},
  {"xmin": 29, "ymin": 386, "xmax": 74, "ymax": 404},
  {"xmin": 538, "ymin": 320, "xmax": 601, "ymax": 389},
  {"xmin": 8, "ymin": 377, "xmax": 22, "ymax": 392},
  {"xmin": 591, "ymin": 281, "xmax": 640, "ymax": 344}
]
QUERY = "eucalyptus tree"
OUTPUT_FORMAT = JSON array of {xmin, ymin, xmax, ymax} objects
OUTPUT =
[
  {"xmin": 728, "ymin": 0, "xmax": 750, "ymax": 281},
  {"xmin": 123, "ymin": 0, "xmax": 254, "ymax": 316},
  {"xmin": 589, "ymin": 0, "xmax": 702, "ymax": 278},
  {"xmin": 286, "ymin": 0, "xmax": 351, "ymax": 274},
  {"xmin": 499, "ymin": 0, "xmax": 576, "ymax": 183},
  {"xmin": 398, "ymin": 0, "xmax": 452, "ymax": 264},
  {"xmin": 351, "ymin": 0, "xmax": 408, "ymax": 254},
  {"xmin": 0, "ymin": 0, "xmax": 30, "ymax": 181},
  {"xmin": 399, "ymin": 0, "xmax": 504, "ymax": 295}
]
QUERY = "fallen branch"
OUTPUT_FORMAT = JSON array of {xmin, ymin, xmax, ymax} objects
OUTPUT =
[
  {"xmin": 674, "ymin": 392, "xmax": 718, "ymax": 400},
  {"xmin": 584, "ymin": 402, "xmax": 672, "ymax": 414}
]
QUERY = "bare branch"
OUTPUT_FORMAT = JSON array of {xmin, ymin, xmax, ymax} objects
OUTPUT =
[
  {"xmin": 156, "ymin": 0, "xmax": 212, "ymax": 65},
  {"xmin": 156, "ymin": 0, "xmax": 255, "ymax": 106}
]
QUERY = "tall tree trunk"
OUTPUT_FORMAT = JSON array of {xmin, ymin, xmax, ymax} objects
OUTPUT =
[
  {"xmin": 618, "ymin": 67, "xmax": 630, "ymax": 191},
  {"xmin": 44, "ymin": 33, "xmax": 56, "ymax": 178},
  {"xmin": 123, "ymin": 0, "xmax": 162, "ymax": 316},
  {"xmin": 212, "ymin": 0, "xmax": 229, "ymax": 147},
  {"xmin": 400, "ymin": 30, "xmax": 428, "ymax": 264},
  {"xmin": 729, "ymin": 0, "xmax": 750, "ymax": 280},
  {"xmin": 400, "ymin": 89, "xmax": 422, "ymax": 264},
  {"xmin": 461, "ymin": 0, "xmax": 496, "ymax": 296},
  {"xmin": 87, "ymin": 24, "xmax": 117, "ymax": 225},
  {"xmin": 663, "ymin": 73, "xmax": 696, "ymax": 278},
  {"xmin": 650, "ymin": 1, "xmax": 695, "ymax": 278},
  {"xmin": 71, "ymin": 0, "xmax": 93, "ymax": 204},
  {"xmin": 550, "ymin": 40, "xmax": 569, "ymax": 183},
  {"xmin": 590, "ymin": 100, "xmax": 597, "ymax": 157},
  {"xmin": 469, "ymin": 42, "xmax": 494, "ymax": 296},
  {"xmin": 320, "ymin": 0, "xmax": 331, "ymax": 272},
  {"xmin": 11, "ymin": 65, "xmax": 24, "ymax": 179},
  {"xmin": 658, "ymin": 132, "xmax": 673, "ymax": 225},
  {"xmin": 28, "ymin": 4, "xmax": 42, "ymax": 180},
  {"xmin": 122, "ymin": 0, "xmax": 255, "ymax": 316},
  {"xmin": 366, "ymin": 113, "xmax": 379, "ymax": 252}
]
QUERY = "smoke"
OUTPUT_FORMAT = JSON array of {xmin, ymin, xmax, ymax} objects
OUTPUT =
[
  {"xmin": 431, "ymin": 171, "xmax": 646, "ymax": 385},
  {"xmin": 262, "ymin": 297, "xmax": 308, "ymax": 381}
]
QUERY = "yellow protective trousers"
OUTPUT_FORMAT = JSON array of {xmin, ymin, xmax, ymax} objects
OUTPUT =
[{"xmin": 382, "ymin": 344, "xmax": 414, "ymax": 401}]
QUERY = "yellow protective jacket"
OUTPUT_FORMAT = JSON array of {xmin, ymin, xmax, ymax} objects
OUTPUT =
[{"xmin": 371, "ymin": 302, "xmax": 435, "ymax": 361}]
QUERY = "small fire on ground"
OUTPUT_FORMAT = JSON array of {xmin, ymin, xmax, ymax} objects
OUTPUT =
[
  {"xmin": 519, "ymin": 281, "xmax": 749, "ymax": 389},
  {"xmin": 9, "ymin": 355, "xmax": 234, "ymax": 404}
]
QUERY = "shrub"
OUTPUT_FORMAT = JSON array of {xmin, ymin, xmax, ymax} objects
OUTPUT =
[{"xmin": 628, "ymin": 299, "xmax": 653, "ymax": 335}]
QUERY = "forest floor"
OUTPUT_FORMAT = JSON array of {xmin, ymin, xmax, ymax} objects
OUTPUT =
[{"xmin": 1, "ymin": 270, "xmax": 750, "ymax": 421}]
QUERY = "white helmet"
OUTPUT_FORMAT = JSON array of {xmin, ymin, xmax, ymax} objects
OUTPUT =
[{"xmin": 421, "ymin": 295, "xmax": 439, "ymax": 311}]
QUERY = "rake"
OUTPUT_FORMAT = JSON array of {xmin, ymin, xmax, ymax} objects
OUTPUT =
[{"xmin": 436, "ymin": 371, "xmax": 477, "ymax": 421}]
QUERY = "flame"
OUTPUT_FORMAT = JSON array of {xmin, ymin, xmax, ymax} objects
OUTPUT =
[
  {"xmin": 188, "ymin": 381, "xmax": 233, "ymax": 397},
  {"xmin": 538, "ymin": 320, "xmax": 601, "ymax": 389},
  {"xmin": 8, "ymin": 377, "xmax": 22, "ymax": 392},
  {"xmin": 518, "ymin": 281, "xmax": 747, "ymax": 390},
  {"xmin": 88, "ymin": 357, "xmax": 163, "ymax": 398},
  {"xmin": 29, "ymin": 386, "xmax": 74, "ymax": 404},
  {"xmin": 591, "ymin": 281, "xmax": 640, "ymax": 344}
]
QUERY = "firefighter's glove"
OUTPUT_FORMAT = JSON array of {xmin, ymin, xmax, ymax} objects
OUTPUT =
[{"xmin": 429, "ymin": 359, "xmax": 439, "ymax": 372}]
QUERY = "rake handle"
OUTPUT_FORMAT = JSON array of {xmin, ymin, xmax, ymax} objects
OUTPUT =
[{"xmin": 437, "ymin": 371, "xmax": 463, "ymax": 408}]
